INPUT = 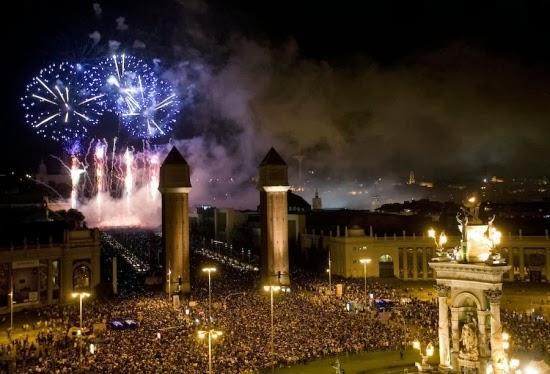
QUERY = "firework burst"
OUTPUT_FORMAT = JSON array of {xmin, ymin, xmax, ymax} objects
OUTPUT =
[
  {"xmin": 100, "ymin": 54, "xmax": 180, "ymax": 140},
  {"xmin": 21, "ymin": 62, "xmax": 106, "ymax": 144}
]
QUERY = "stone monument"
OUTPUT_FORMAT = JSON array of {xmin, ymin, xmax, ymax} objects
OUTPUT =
[
  {"xmin": 430, "ymin": 196, "xmax": 511, "ymax": 373},
  {"xmin": 258, "ymin": 147, "xmax": 290, "ymax": 286},
  {"xmin": 159, "ymin": 146, "xmax": 192, "ymax": 294}
]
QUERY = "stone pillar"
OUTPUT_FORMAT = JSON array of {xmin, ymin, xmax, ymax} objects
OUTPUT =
[
  {"xmin": 477, "ymin": 310, "xmax": 490, "ymax": 358},
  {"xmin": 258, "ymin": 148, "xmax": 290, "ymax": 286},
  {"xmin": 393, "ymin": 249, "xmax": 401, "ymax": 278},
  {"xmin": 485, "ymin": 290, "xmax": 505, "ymax": 373},
  {"xmin": 422, "ymin": 248, "xmax": 428, "ymax": 279},
  {"xmin": 435, "ymin": 285, "xmax": 451, "ymax": 369},
  {"xmin": 112, "ymin": 256, "xmax": 118, "ymax": 295},
  {"xmin": 546, "ymin": 248, "xmax": 550, "ymax": 282},
  {"xmin": 508, "ymin": 248, "xmax": 514, "ymax": 280},
  {"xmin": 91, "ymin": 233, "xmax": 101, "ymax": 290},
  {"xmin": 450, "ymin": 307, "xmax": 460, "ymax": 370},
  {"xmin": 519, "ymin": 247, "xmax": 525, "ymax": 280},
  {"xmin": 47, "ymin": 260, "xmax": 53, "ymax": 304},
  {"xmin": 159, "ymin": 147, "xmax": 192, "ymax": 294},
  {"xmin": 61, "ymin": 257, "xmax": 73, "ymax": 303},
  {"xmin": 412, "ymin": 249, "xmax": 418, "ymax": 280},
  {"xmin": 403, "ymin": 249, "xmax": 409, "ymax": 280}
]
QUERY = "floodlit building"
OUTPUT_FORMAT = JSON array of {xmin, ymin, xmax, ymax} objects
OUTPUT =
[
  {"xmin": 0, "ymin": 225, "xmax": 101, "ymax": 312},
  {"xmin": 301, "ymin": 229, "xmax": 550, "ymax": 282}
]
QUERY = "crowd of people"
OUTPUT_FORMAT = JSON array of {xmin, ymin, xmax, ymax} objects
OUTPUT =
[
  {"xmin": 0, "ymin": 233, "xmax": 549, "ymax": 373},
  {"xmin": 501, "ymin": 310, "xmax": 550, "ymax": 354}
]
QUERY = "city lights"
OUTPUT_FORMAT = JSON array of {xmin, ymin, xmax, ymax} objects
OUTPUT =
[
  {"xmin": 202, "ymin": 267, "xmax": 217, "ymax": 322},
  {"xmin": 71, "ymin": 292, "xmax": 91, "ymax": 330},
  {"xmin": 198, "ymin": 329, "xmax": 223, "ymax": 374}
]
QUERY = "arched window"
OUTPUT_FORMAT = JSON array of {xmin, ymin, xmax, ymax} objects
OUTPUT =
[
  {"xmin": 379, "ymin": 254, "xmax": 393, "ymax": 263},
  {"xmin": 73, "ymin": 265, "xmax": 91, "ymax": 292}
]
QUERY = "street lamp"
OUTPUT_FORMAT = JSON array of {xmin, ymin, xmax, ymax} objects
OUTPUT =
[
  {"xmin": 198, "ymin": 329, "xmax": 222, "ymax": 374},
  {"xmin": 167, "ymin": 260, "xmax": 171, "ymax": 301},
  {"xmin": 491, "ymin": 332, "xmax": 521, "ymax": 374},
  {"xmin": 264, "ymin": 285, "xmax": 281, "ymax": 371},
  {"xmin": 327, "ymin": 249, "xmax": 332, "ymax": 292},
  {"xmin": 8, "ymin": 275, "xmax": 14, "ymax": 333},
  {"xmin": 202, "ymin": 267, "xmax": 217, "ymax": 323},
  {"xmin": 71, "ymin": 292, "xmax": 90, "ymax": 329},
  {"xmin": 428, "ymin": 228, "xmax": 448, "ymax": 258},
  {"xmin": 359, "ymin": 258, "xmax": 371, "ymax": 309},
  {"xmin": 413, "ymin": 340, "xmax": 434, "ymax": 372}
]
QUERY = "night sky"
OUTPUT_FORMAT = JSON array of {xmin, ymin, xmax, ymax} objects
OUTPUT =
[{"xmin": 3, "ymin": 0, "xmax": 550, "ymax": 183}]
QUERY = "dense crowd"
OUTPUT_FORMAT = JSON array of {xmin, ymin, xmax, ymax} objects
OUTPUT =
[
  {"xmin": 502, "ymin": 310, "xmax": 550, "ymax": 354},
  {"xmin": 1, "ymin": 235, "xmax": 549, "ymax": 373},
  {"xmin": 0, "ymin": 268, "xmax": 438, "ymax": 373}
]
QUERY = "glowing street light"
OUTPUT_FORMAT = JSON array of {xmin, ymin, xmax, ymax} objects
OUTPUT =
[
  {"xmin": 264, "ymin": 285, "xmax": 281, "ymax": 371},
  {"xmin": 510, "ymin": 358, "xmax": 520, "ymax": 370},
  {"xmin": 8, "ymin": 275, "xmax": 14, "ymax": 333},
  {"xmin": 492, "ymin": 332, "xmax": 521, "ymax": 374},
  {"xmin": 413, "ymin": 340, "xmax": 434, "ymax": 372},
  {"xmin": 202, "ymin": 267, "xmax": 217, "ymax": 323},
  {"xmin": 167, "ymin": 260, "xmax": 172, "ymax": 301},
  {"xmin": 359, "ymin": 258, "xmax": 371, "ymax": 309},
  {"xmin": 198, "ymin": 329, "xmax": 222, "ymax": 374},
  {"xmin": 503, "ymin": 331, "xmax": 510, "ymax": 350},
  {"xmin": 71, "ymin": 292, "xmax": 90, "ymax": 329},
  {"xmin": 524, "ymin": 366, "xmax": 539, "ymax": 374},
  {"xmin": 428, "ymin": 228, "xmax": 448, "ymax": 258},
  {"xmin": 327, "ymin": 249, "xmax": 332, "ymax": 292}
]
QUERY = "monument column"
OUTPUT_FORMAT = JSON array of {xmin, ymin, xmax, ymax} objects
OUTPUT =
[
  {"xmin": 477, "ymin": 310, "xmax": 490, "ymax": 358},
  {"xmin": 435, "ymin": 284, "xmax": 451, "ymax": 369},
  {"xmin": 403, "ymin": 249, "xmax": 409, "ymax": 280},
  {"xmin": 486, "ymin": 290, "xmax": 505, "ymax": 373},
  {"xmin": 450, "ymin": 307, "xmax": 460, "ymax": 370},
  {"xmin": 258, "ymin": 148, "xmax": 290, "ymax": 286},
  {"xmin": 47, "ymin": 259, "xmax": 53, "ymax": 304},
  {"xmin": 518, "ymin": 248, "xmax": 525, "ymax": 280},
  {"xmin": 412, "ymin": 249, "xmax": 418, "ymax": 280},
  {"xmin": 508, "ymin": 248, "xmax": 514, "ymax": 280},
  {"xmin": 422, "ymin": 249, "xmax": 428, "ymax": 279},
  {"xmin": 159, "ymin": 147, "xmax": 192, "ymax": 295}
]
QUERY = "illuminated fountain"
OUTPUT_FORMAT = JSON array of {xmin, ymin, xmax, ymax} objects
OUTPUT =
[{"xmin": 430, "ymin": 195, "xmax": 511, "ymax": 374}]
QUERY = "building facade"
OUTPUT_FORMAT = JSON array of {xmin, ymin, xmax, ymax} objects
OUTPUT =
[
  {"xmin": 0, "ymin": 228, "xmax": 101, "ymax": 314},
  {"xmin": 301, "ymin": 229, "xmax": 550, "ymax": 282}
]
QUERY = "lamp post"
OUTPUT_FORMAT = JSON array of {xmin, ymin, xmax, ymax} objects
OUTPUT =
[
  {"xmin": 490, "ymin": 332, "xmax": 521, "ymax": 374},
  {"xmin": 264, "ymin": 285, "xmax": 281, "ymax": 371},
  {"xmin": 202, "ymin": 267, "xmax": 217, "ymax": 323},
  {"xmin": 167, "ymin": 260, "xmax": 171, "ymax": 301},
  {"xmin": 359, "ymin": 258, "xmax": 371, "ymax": 309},
  {"xmin": 8, "ymin": 275, "xmax": 14, "ymax": 333},
  {"xmin": 327, "ymin": 248, "xmax": 332, "ymax": 292},
  {"xmin": 413, "ymin": 340, "xmax": 434, "ymax": 372},
  {"xmin": 71, "ymin": 292, "xmax": 90, "ymax": 330},
  {"xmin": 198, "ymin": 329, "xmax": 222, "ymax": 374},
  {"xmin": 428, "ymin": 228, "xmax": 448, "ymax": 258}
]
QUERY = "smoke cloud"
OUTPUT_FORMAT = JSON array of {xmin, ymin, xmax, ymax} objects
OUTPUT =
[
  {"xmin": 88, "ymin": 31, "xmax": 101, "ymax": 45},
  {"xmin": 92, "ymin": 3, "xmax": 102, "ymax": 17},
  {"xmin": 133, "ymin": 40, "xmax": 146, "ymax": 49},
  {"xmin": 115, "ymin": 17, "xmax": 128, "ymax": 31},
  {"xmin": 108, "ymin": 40, "xmax": 121, "ymax": 51},
  {"xmin": 161, "ymin": 28, "xmax": 550, "ymax": 209},
  {"xmin": 66, "ymin": 1, "xmax": 550, "ymax": 216}
]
